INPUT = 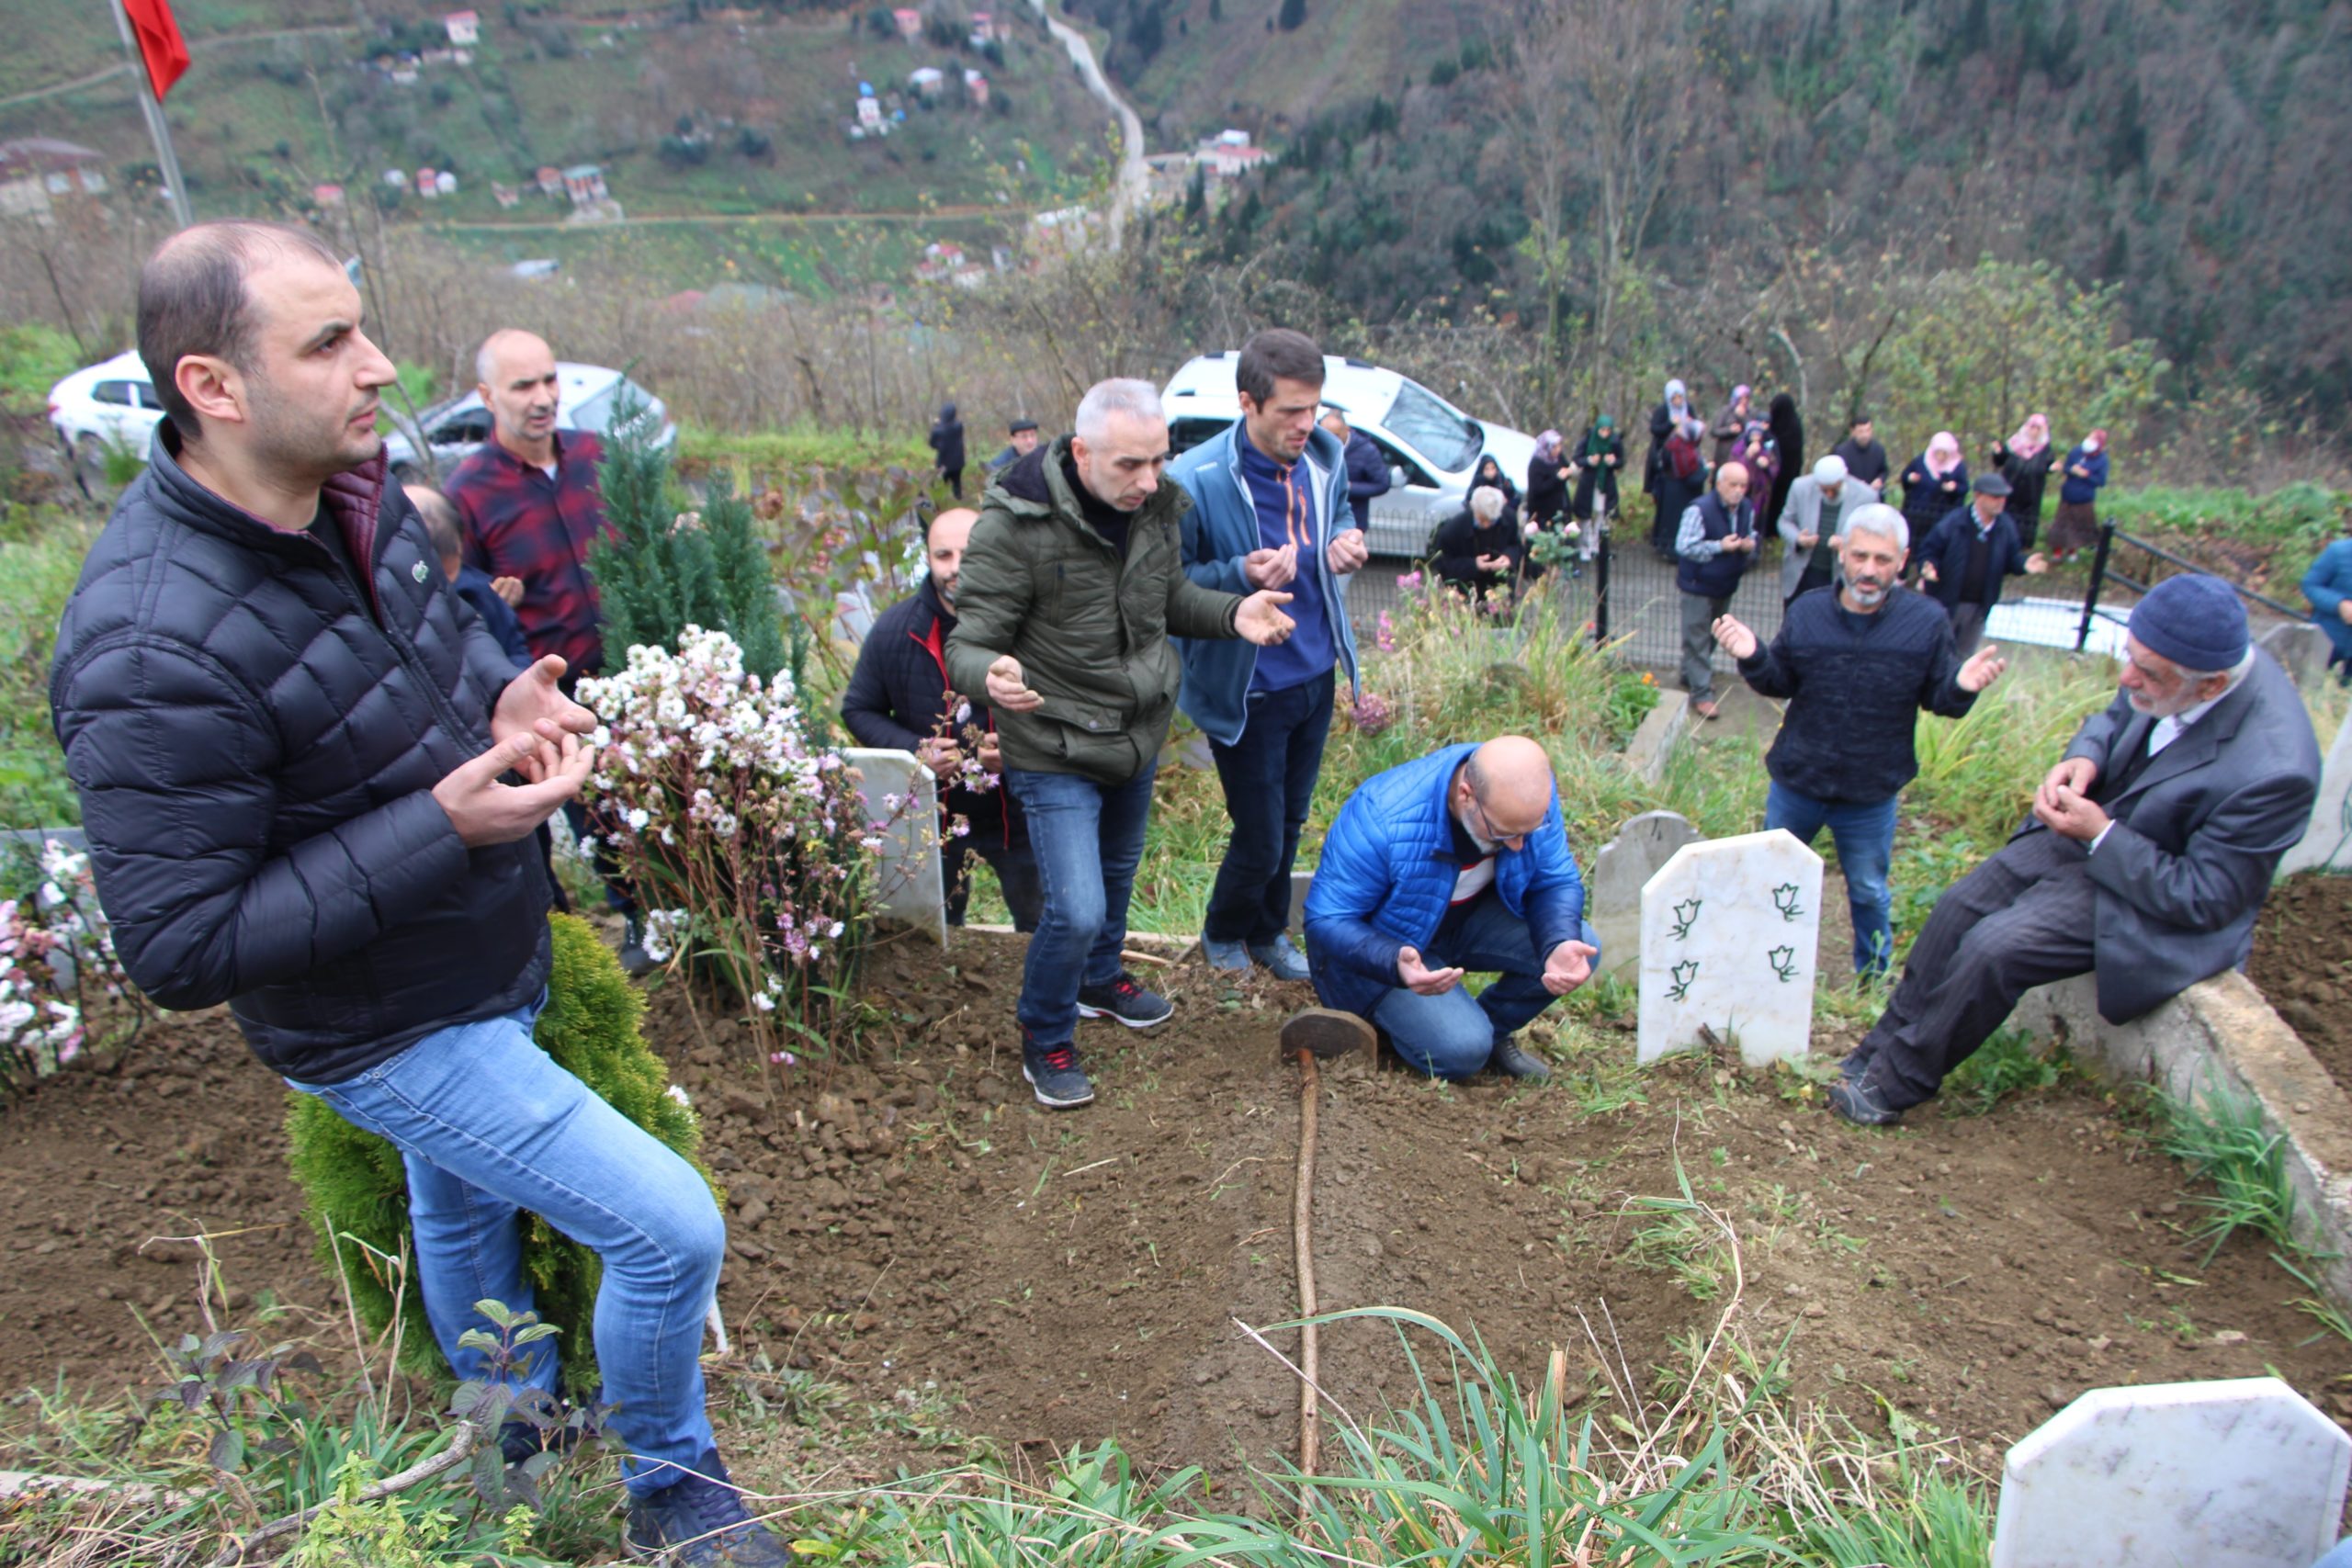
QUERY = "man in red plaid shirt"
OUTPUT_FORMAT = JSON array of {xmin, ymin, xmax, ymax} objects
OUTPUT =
[{"xmin": 447, "ymin": 330, "xmax": 648, "ymax": 969}]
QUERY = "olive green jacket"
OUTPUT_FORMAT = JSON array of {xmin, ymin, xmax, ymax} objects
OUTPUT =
[{"xmin": 944, "ymin": 439, "xmax": 1242, "ymax": 784}]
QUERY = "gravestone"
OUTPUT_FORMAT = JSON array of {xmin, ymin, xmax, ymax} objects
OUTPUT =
[
  {"xmin": 1588, "ymin": 811, "xmax": 1702, "ymax": 979},
  {"xmin": 842, "ymin": 748, "xmax": 945, "ymax": 947},
  {"xmin": 1991, "ymin": 1377, "xmax": 2350, "ymax": 1568},
  {"xmin": 2257, "ymin": 620, "xmax": 2331, "ymax": 692},
  {"xmin": 1636, "ymin": 829, "xmax": 1821, "ymax": 1066},
  {"xmin": 2278, "ymin": 706, "xmax": 2352, "ymax": 876}
]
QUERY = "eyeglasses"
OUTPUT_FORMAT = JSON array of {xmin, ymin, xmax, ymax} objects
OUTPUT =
[{"xmin": 1465, "ymin": 790, "xmax": 1532, "ymax": 849}]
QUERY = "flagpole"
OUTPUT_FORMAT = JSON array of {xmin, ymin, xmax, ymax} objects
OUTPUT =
[{"xmin": 106, "ymin": 0, "xmax": 193, "ymax": 229}]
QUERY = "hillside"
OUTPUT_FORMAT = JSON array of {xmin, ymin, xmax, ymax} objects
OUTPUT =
[
  {"xmin": 0, "ymin": 1, "xmax": 1113, "ymax": 233},
  {"xmin": 1079, "ymin": 0, "xmax": 2352, "ymax": 427}
]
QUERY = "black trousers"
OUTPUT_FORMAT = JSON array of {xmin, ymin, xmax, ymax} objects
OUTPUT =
[
  {"xmin": 1849, "ymin": 829, "xmax": 2096, "ymax": 1110},
  {"xmin": 944, "ymin": 830, "xmax": 1044, "ymax": 932}
]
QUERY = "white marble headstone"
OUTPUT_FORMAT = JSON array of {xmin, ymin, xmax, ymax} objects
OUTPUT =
[
  {"xmin": 1589, "ymin": 811, "xmax": 1702, "ymax": 979},
  {"xmin": 2279, "ymin": 706, "xmax": 2352, "ymax": 876},
  {"xmin": 1636, "ymin": 829, "xmax": 1821, "ymax": 1066},
  {"xmin": 1991, "ymin": 1377, "xmax": 2351, "ymax": 1568},
  {"xmin": 842, "ymin": 747, "xmax": 946, "ymax": 947}
]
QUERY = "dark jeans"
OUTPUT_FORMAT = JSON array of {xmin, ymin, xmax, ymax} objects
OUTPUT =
[
  {"xmin": 1850, "ymin": 830, "xmax": 2095, "ymax": 1110},
  {"xmin": 1765, "ymin": 781, "xmax": 1898, "ymax": 976},
  {"xmin": 1365, "ymin": 895, "xmax": 1599, "ymax": 1080},
  {"xmin": 944, "ymin": 831, "xmax": 1044, "ymax": 932},
  {"xmin": 1204, "ymin": 670, "xmax": 1336, "ymax": 945},
  {"xmin": 1004, "ymin": 765, "xmax": 1155, "ymax": 1045}
]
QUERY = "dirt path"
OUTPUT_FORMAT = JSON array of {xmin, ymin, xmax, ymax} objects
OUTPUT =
[
  {"xmin": 1020, "ymin": 0, "xmax": 1148, "ymax": 243},
  {"xmin": 0, "ymin": 26, "xmax": 355, "ymax": 111}
]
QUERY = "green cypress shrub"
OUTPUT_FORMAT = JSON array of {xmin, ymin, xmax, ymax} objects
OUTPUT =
[{"xmin": 285, "ymin": 914, "xmax": 711, "ymax": 1398}]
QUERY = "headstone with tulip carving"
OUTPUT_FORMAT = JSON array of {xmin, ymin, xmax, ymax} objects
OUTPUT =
[{"xmin": 1636, "ymin": 829, "xmax": 1821, "ymax": 1066}]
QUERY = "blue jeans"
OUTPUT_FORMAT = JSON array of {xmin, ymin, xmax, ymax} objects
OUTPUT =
[
  {"xmin": 1368, "ymin": 895, "xmax": 1598, "ymax": 1080},
  {"xmin": 1764, "ymin": 780, "xmax": 1898, "ymax": 976},
  {"xmin": 288, "ymin": 998, "xmax": 724, "ymax": 1495},
  {"xmin": 1005, "ymin": 765, "xmax": 1156, "ymax": 1044},
  {"xmin": 1205, "ymin": 670, "xmax": 1335, "ymax": 944}
]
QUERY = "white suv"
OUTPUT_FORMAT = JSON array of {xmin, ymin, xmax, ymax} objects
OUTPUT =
[
  {"xmin": 47, "ymin": 350, "xmax": 167, "ymax": 491},
  {"xmin": 1160, "ymin": 353, "xmax": 1537, "ymax": 558}
]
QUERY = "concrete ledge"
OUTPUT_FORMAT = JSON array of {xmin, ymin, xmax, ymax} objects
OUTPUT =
[
  {"xmin": 1623, "ymin": 688, "xmax": 1691, "ymax": 785},
  {"xmin": 2014, "ymin": 971, "xmax": 2352, "ymax": 1308}
]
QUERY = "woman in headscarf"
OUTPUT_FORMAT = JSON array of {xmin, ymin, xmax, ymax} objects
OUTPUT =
[
  {"xmin": 928, "ymin": 401, "xmax": 967, "ymax": 498},
  {"xmin": 1570, "ymin": 414, "xmax": 1624, "ymax": 577},
  {"xmin": 2047, "ymin": 428, "xmax": 2111, "ymax": 560},
  {"xmin": 1468, "ymin": 452, "xmax": 1521, "ymax": 533},
  {"xmin": 1525, "ymin": 429, "xmax": 1571, "ymax": 533},
  {"xmin": 1738, "ymin": 417, "xmax": 1778, "ymax": 520},
  {"xmin": 1711, "ymin": 384, "xmax": 1753, "ymax": 465},
  {"xmin": 1899, "ymin": 429, "xmax": 1969, "ymax": 540},
  {"xmin": 1761, "ymin": 391, "xmax": 1804, "ymax": 536},
  {"xmin": 1646, "ymin": 378, "xmax": 1704, "ymax": 558},
  {"xmin": 1987, "ymin": 412, "xmax": 2055, "ymax": 550}
]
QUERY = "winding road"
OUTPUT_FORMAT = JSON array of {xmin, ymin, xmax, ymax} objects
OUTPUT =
[{"xmin": 1021, "ymin": 0, "xmax": 1149, "ymax": 244}]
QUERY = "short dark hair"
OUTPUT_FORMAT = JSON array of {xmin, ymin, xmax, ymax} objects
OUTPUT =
[
  {"xmin": 1235, "ymin": 328, "xmax": 1325, "ymax": 407},
  {"xmin": 1849, "ymin": 412, "xmax": 1873, "ymax": 428},
  {"xmin": 408, "ymin": 487, "xmax": 463, "ymax": 560},
  {"xmin": 137, "ymin": 220, "xmax": 344, "ymax": 438}
]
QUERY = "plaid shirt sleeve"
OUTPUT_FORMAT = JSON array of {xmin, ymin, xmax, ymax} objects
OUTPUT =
[{"xmin": 447, "ymin": 432, "xmax": 614, "ymax": 676}]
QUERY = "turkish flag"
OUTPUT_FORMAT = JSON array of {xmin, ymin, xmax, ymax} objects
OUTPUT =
[{"xmin": 120, "ymin": 0, "xmax": 190, "ymax": 100}]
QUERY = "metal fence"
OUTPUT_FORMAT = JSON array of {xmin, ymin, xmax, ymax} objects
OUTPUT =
[{"xmin": 2070, "ymin": 523, "xmax": 2310, "ymax": 653}]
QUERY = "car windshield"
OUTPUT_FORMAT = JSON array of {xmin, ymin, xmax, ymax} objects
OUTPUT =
[
  {"xmin": 1381, "ymin": 379, "xmax": 1482, "ymax": 474},
  {"xmin": 571, "ymin": 378, "xmax": 662, "ymax": 435}
]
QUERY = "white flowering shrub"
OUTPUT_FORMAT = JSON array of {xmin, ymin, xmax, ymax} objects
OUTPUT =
[
  {"xmin": 578, "ymin": 626, "xmax": 911, "ymax": 1059},
  {"xmin": 0, "ymin": 839, "xmax": 150, "ymax": 1097}
]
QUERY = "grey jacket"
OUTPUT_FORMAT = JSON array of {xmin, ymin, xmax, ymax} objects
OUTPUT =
[
  {"xmin": 1776, "ymin": 476, "xmax": 1869, "ymax": 598},
  {"xmin": 2030, "ymin": 651, "xmax": 2319, "ymax": 1022}
]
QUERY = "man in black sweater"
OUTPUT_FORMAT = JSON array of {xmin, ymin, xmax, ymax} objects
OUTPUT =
[
  {"xmin": 841, "ymin": 506, "xmax": 1043, "ymax": 930},
  {"xmin": 1712, "ymin": 502, "xmax": 2009, "ymax": 975}
]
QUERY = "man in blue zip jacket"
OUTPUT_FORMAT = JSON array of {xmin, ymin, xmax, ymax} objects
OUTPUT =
[
  {"xmin": 1298, "ymin": 736, "xmax": 1598, "ymax": 1079},
  {"xmin": 1171, "ymin": 329, "xmax": 1368, "ymax": 981}
]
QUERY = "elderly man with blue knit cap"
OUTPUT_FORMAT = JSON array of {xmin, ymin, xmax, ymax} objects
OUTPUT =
[{"xmin": 1831, "ymin": 573, "xmax": 2322, "ymax": 1126}]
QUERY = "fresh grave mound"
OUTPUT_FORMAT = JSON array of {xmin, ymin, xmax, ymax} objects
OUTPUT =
[
  {"xmin": 2249, "ymin": 872, "xmax": 2352, "ymax": 1099},
  {"xmin": 674, "ymin": 930, "xmax": 2352, "ymax": 1487},
  {"xmin": 2, "ymin": 929, "xmax": 2346, "ymax": 1489}
]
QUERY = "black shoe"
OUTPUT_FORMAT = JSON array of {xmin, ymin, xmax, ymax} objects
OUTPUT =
[
  {"xmin": 1490, "ymin": 1037, "xmax": 1553, "ymax": 1080},
  {"xmin": 1828, "ymin": 1078, "xmax": 1902, "ymax": 1127},
  {"xmin": 1021, "ymin": 1032, "xmax": 1095, "ymax": 1110},
  {"xmin": 619, "ymin": 916, "xmax": 657, "ymax": 977},
  {"xmin": 1837, "ymin": 1050, "xmax": 1871, "ymax": 1085},
  {"xmin": 623, "ymin": 1451, "xmax": 792, "ymax": 1565},
  {"xmin": 1076, "ymin": 973, "xmax": 1173, "ymax": 1029}
]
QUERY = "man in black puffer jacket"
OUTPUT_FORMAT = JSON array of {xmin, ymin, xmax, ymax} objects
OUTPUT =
[{"xmin": 51, "ymin": 222, "xmax": 786, "ymax": 1567}]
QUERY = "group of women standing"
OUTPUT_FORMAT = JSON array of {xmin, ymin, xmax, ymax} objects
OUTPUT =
[{"xmin": 1635, "ymin": 381, "xmax": 2113, "ymax": 564}]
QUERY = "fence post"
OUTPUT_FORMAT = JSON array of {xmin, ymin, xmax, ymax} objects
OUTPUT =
[
  {"xmin": 1593, "ymin": 517, "xmax": 1611, "ymax": 647},
  {"xmin": 2075, "ymin": 522, "xmax": 2115, "ymax": 652}
]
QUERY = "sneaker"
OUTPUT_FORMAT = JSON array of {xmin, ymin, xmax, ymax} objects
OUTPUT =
[
  {"xmin": 1076, "ymin": 973, "xmax": 1173, "ymax": 1029},
  {"xmin": 619, "ymin": 916, "xmax": 657, "ymax": 977},
  {"xmin": 1021, "ymin": 1032, "xmax": 1095, "ymax": 1110},
  {"xmin": 1490, "ymin": 1037, "xmax": 1553, "ymax": 1080},
  {"xmin": 1246, "ymin": 933, "xmax": 1311, "ymax": 983},
  {"xmin": 1201, "ymin": 935, "xmax": 1252, "ymax": 973},
  {"xmin": 1827, "ymin": 1077, "xmax": 1903, "ymax": 1127},
  {"xmin": 623, "ymin": 1451, "xmax": 792, "ymax": 1565}
]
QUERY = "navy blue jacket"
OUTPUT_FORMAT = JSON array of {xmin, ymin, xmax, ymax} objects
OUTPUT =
[
  {"xmin": 1917, "ymin": 506, "xmax": 2030, "ymax": 609},
  {"xmin": 2058, "ymin": 445, "xmax": 2109, "ymax": 505},
  {"xmin": 51, "ymin": 433, "xmax": 552, "ymax": 1084},
  {"xmin": 453, "ymin": 564, "xmax": 533, "ymax": 669},
  {"xmin": 2302, "ymin": 538, "xmax": 2352, "ymax": 663},
  {"xmin": 840, "ymin": 576, "xmax": 1023, "ymax": 849},
  {"xmin": 1340, "ymin": 430, "xmax": 1390, "ymax": 531},
  {"xmin": 1675, "ymin": 491, "xmax": 1757, "ymax": 597},
  {"xmin": 1305, "ymin": 743, "xmax": 1589, "ymax": 1018}
]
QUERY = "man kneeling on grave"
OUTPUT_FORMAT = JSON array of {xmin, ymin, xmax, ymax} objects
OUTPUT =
[
  {"xmin": 1300, "ymin": 736, "xmax": 1598, "ymax": 1080},
  {"xmin": 1832, "ymin": 574, "xmax": 2322, "ymax": 1127}
]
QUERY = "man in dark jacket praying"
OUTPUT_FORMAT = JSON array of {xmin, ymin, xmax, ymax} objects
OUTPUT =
[
  {"xmin": 1712, "ymin": 503, "xmax": 2008, "ymax": 975},
  {"xmin": 944, "ymin": 378, "xmax": 1296, "ymax": 1111},
  {"xmin": 50, "ymin": 221, "xmax": 786, "ymax": 1567},
  {"xmin": 841, "ymin": 506, "xmax": 1042, "ymax": 931}
]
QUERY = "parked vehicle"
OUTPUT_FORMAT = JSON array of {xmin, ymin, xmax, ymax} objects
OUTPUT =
[
  {"xmin": 1160, "ymin": 353, "xmax": 1538, "ymax": 558},
  {"xmin": 382, "ymin": 362, "xmax": 673, "ymax": 480},
  {"xmin": 46, "ymin": 350, "xmax": 165, "ymax": 493},
  {"xmin": 45, "ymin": 349, "xmax": 673, "ymax": 491}
]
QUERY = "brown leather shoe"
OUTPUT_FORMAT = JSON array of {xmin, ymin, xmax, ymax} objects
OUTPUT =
[{"xmin": 1692, "ymin": 698, "xmax": 1721, "ymax": 720}]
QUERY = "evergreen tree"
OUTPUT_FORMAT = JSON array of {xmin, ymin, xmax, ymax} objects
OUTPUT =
[{"xmin": 1277, "ymin": 0, "xmax": 1305, "ymax": 29}]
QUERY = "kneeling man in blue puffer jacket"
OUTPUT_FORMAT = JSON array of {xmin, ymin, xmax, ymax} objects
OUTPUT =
[{"xmin": 1301, "ymin": 736, "xmax": 1600, "ymax": 1079}]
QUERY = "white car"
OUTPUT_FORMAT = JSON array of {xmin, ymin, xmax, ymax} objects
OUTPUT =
[
  {"xmin": 383, "ymin": 362, "xmax": 674, "ymax": 480},
  {"xmin": 47, "ymin": 350, "xmax": 167, "ymax": 490},
  {"xmin": 1160, "ymin": 353, "xmax": 1538, "ymax": 558}
]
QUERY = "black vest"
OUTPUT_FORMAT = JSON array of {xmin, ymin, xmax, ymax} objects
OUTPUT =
[{"xmin": 1676, "ymin": 491, "xmax": 1755, "ymax": 597}]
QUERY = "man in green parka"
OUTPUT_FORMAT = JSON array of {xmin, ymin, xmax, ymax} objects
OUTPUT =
[{"xmin": 946, "ymin": 378, "xmax": 1296, "ymax": 1109}]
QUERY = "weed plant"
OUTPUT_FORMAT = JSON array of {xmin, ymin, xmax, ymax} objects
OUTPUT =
[{"xmin": 2155, "ymin": 1076, "xmax": 2312, "ymax": 1266}]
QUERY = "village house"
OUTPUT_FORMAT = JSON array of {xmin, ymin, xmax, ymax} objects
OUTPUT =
[
  {"xmin": 891, "ymin": 7, "xmax": 922, "ymax": 40},
  {"xmin": 1195, "ymin": 128, "xmax": 1268, "ymax": 179},
  {"xmin": 443, "ymin": 10, "xmax": 480, "ymax": 46},
  {"xmin": 0, "ymin": 139, "xmax": 107, "ymax": 222},
  {"xmin": 963, "ymin": 68, "xmax": 989, "ymax": 107},
  {"xmin": 562, "ymin": 164, "xmax": 609, "ymax": 206}
]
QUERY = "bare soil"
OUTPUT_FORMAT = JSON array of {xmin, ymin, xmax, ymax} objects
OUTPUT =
[
  {"xmin": 2250, "ymin": 872, "xmax": 2352, "ymax": 1100},
  {"xmin": 4, "ymin": 928, "xmax": 2348, "ymax": 1496}
]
